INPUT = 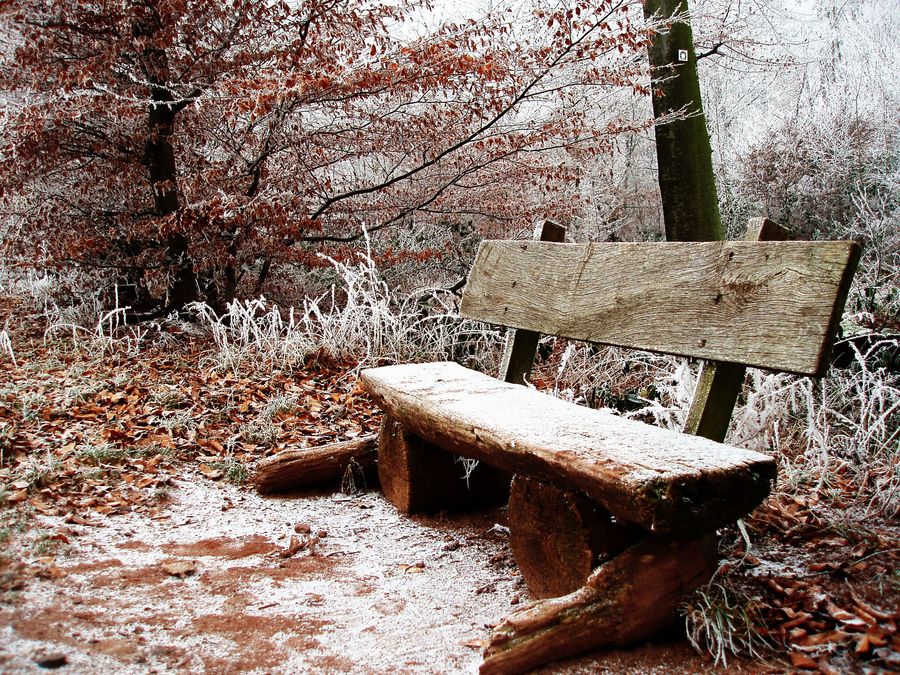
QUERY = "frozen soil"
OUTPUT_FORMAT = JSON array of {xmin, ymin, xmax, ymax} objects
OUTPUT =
[{"xmin": 0, "ymin": 475, "xmax": 726, "ymax": 674}]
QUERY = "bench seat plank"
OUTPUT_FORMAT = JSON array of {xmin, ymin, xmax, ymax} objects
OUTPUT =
[{"xmin": 360, "ymin": 361, "xmax": 776, "ymax": 537}]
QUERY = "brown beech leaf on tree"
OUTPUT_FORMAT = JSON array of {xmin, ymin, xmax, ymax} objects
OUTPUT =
[{"xmin": 0, "ymin": 0, "xmax": 662, "ymax": 313}]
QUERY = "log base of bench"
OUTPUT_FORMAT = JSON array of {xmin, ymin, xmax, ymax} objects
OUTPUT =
[
  {"xmin": 378, "ymin": 416, "xmax": 511, "ymax": 513},
  {"xmin": 508, "ymin": 475, "xmax": 646, "ymax": 598},
  {"xmin": 481, "ymin": 534, "xmax": 718, "ymax": 675}
]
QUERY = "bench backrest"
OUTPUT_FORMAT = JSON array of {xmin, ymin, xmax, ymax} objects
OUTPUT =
[{"xmin": 461, "ymin": 236, "xmax": 860, "ymax": 377}]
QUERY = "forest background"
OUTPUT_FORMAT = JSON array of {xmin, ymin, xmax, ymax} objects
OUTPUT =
[{"xmin": 0, "ymin": 0, "xmax": 898, "ymax": 672}]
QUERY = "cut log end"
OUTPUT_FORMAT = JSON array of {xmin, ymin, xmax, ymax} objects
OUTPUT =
[
  {"xmin": 254, "ymin": 434, "xmax": 377, "ymax": 494},
  {"xmin": 378, "ymin": 416, "xmax": 510, "ymax": 513},
  {"xmin": 508, "ymin": 475, "xmax": 646, "ymax": 598}
]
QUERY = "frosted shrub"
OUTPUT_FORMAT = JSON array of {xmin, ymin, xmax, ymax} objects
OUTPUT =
[
  {"xmin": 683, "ymin": 579, "xmax": 771, "ymax": 667},
  {"xmin": 190, "ymin": 299, "xmax": 318, "ymax": 374},
  {"xmin": 0, "ymin": 328, "xmax": 15, "ymax": 366},
  {"xmin": 311, "ymin": 235, "xmax": 501, "ymax": 368},
  {"xmin": 626, "ymin": 357, "xmax": 697, "ymax": 432},
  {"xmin": 43, "ymin": 301, "xmax": 141, "ymax": 356},
  {"xmin": 550, "ymin": 342, "xmax": 696, "ymax": 428},
  {"xmin": 801, "ymin": 341, "xmax": 900, "ymax": 515},
  {"xmin": 728, "ymin": 371, "xmax": 798, "ymax": 455},
  {"xmin": 193, "ymin": 239, "xmax": 502, "ymax": 374}
]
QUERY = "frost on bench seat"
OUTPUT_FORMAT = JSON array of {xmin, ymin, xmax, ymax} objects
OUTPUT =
[{"xmin": 360, "ymin": 361, "xmax": 776, "ymax": 538}]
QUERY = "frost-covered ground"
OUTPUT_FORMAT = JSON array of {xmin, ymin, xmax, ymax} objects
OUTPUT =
[{"xmin": 0, "ymin": 476, "xmax": 720, "ymax": 674}]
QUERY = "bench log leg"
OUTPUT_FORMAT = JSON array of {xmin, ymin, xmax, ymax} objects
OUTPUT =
[
  {"xmin": 481, "ymin": 533, "xmax": 717, "ymax": 675},
  {"xmin": 508, "ymin": 475, "xmax": 645, "ymax": 598},
  {"xmin": 377, "ymin": 416, "xmax": 511, "ymax": 513}
]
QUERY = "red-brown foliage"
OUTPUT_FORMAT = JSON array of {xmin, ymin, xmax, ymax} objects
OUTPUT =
[{"xmin": 1, "ymin": 0, "xmax": 654, "ymax": 312}]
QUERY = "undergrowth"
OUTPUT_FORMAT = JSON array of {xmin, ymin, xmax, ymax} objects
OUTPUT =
[
  {"xmin": 190, "ymin": 236, "xmax": 502, "ymax": 375},
  {"xmin": 0, "ymin": 328, "xmax": 14, "ymax": 366},
  {"xmin": 683, "ymin": 576, "xmax": 772, "ymax": 667}
]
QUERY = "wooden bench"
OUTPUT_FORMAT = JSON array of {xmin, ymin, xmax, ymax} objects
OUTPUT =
[{"xmin": 359, "ymin": 219, "xmax": 859, "ymax": 672}]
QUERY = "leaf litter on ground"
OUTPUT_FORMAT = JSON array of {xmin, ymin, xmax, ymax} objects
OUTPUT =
[{"xmin": 0, "ymin": 293, "xmax": 898, "ymax": 673}]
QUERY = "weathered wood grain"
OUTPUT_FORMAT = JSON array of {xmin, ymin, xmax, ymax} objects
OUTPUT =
[
  {"xmin": 254, "ymin": 435, "xmax": 377, "ymax": 494},
  {"xmin": 377, "ymin": 416, "xmax": 510, "ymax": 512},
  {"xmin": 461, "ymin": 239, "xmax": 860, "ymax": 376},
  {"xmin": 359, "ymin": 361, "xmax": 776, "ymax": 536},
  {"xmin": 480, "ymin": 534, "xmax": 717, "ymax": 674},
  {"xmin": 499, "ymin": 220, "xmax": 566, "ymax": 385},
  {"xmin": 507, "ymin": 475, "xmax": 644, "ymax": 598},
  {"xmin": 684, "ymin": 217, "xmax": 791, "ymax": 441}
]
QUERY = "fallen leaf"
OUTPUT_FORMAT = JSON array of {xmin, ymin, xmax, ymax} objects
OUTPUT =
[
  {"xmin": 162, "ymin": 560, "xmax": 197, "ymax": 578},
  {"xmin": 856, "ymin": 633, "xmax": 871, "ymax": 654},
  {"xmin": 279, "ymin": 535, "xmax": 307, "ymax": 558},
  {"xmin": 35, "ymin": 565, "xmax": 65, "ymax": 580},
  {"xmin": 873, "ymin": 647, "xmax": 900, "ymax": 666},
  {"xmin": 789, "ymin": 652, "xmax": 819, "ymax": 669},
  {"xmin": 826, "ymin": 601, "xmax": 867, "ymax": 629},
  {"xmin": 6, "ymin": 489, "xmax": 28, "ymax": 504},
  {"xmin": 64, "ymin": 513, "xmax": 98, "ymax": 526},
  {"xmin": 797, "ymin": 630, "xmax": 851, "ymax": 647},
  {"xmin": 782, "ymin": 612, "xmax": 812, "ymax": 631},
  {"xmin": 199, "ymin": 463, "xmax": 223, "ymax": 480},
  {"xmin": 863, "ymin": 626, "xmax": 889, "ymax": 647}
]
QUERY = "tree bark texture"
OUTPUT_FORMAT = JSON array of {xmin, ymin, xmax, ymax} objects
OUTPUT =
[
  {"xmin": 480, "ymin": 535, "xmax": 717, "ymax": 674},
  {"xmin": 254, "ymin": 435, "xmax": 378, "ymax": 494},
  {"xmin": 643, "ymin": 0, "xmax": 723, "ymax": 242},
  {"xmin": 378, "ymin": 416, "xmax": 511, "ymax": 513}
]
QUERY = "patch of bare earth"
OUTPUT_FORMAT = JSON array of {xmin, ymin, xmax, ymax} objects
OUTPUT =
[{"xmin": 0, "ymin": 477, "xmax": 724, "ymax": 673}]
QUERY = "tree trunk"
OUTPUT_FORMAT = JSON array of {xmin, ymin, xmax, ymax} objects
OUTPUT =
[
  {"xmin": 254, "ymin": 435, "xmax": 379, "ymax": 494},
  {"xmin": 146, "ymin": 85, "xmax": 198, "ymax": 310},
  {"xmin": 643, "ymin": 0, "xmax": 723, "ymax": 242},
  {"xmin": 480, "ymin": 535, "xmax": 717, "ymax": 674},
  {"xmin": 137, "ymin": 13, "xmax": 197, "ymax": 311}
]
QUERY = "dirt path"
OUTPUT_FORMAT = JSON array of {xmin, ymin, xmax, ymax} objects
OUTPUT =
[{"xmin": 0, "ymin": 474, "xmax": 724, "ymax": 673}]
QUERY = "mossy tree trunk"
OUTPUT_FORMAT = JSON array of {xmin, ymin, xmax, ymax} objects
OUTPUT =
[{"xmin": 643, "ymin": 0, "xmax": 723, "ymax": 242}]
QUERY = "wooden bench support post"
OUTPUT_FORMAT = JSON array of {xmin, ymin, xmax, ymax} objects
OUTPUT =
[
  {"xmin": 499, "ymin": 220, "xmax": 566, "ymax": 385},
  {"xmin": 377, "ymin": 416, "xmax": 510, "ymax": 513},
  {"xmin": 684, "ymin": 218, "xmax": 790, "ymax": 442},
  {"xmin": 508, "ymin": 475, "xmax": 645, "ymax": 599},
  {"xmin": 683, "ymin": 361, "xmax": 746, "ymax": 442},
  {"xmin": 481, "ymin": 534, "xmax": 717, "ymax": 675}
]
